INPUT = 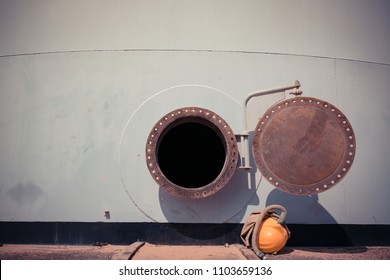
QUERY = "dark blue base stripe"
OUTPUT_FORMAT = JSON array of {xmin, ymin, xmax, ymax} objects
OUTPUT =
[{"xmin": 0, "ymin": 222, "xmax": 389, "ymax": 246}]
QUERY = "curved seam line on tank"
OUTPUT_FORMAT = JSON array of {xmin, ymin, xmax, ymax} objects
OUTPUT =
[
  {"xmin": 118, "ymin": 84, "xmax": 240, "ymax": 173},
  {"xmin": 334, "ymin": 58, "xmax": 348, "ymax": 224},
  {"xmin": 1, "ymin": 48, "xmax": 389, "ymax": 66},
  {"xmin": 119, "ymin": 84, "xmax": 240, "ymax": 147},
  {"xmin": 118, "ymin": 84, "xmax": 241, "ymax": 222},
  {"xmin": 334, "ymin": 59, "xmax": 339, "ymax": 107},
  {"xmin": 119, "ymin": 177, "xmax": 156, "ymax": 222}
]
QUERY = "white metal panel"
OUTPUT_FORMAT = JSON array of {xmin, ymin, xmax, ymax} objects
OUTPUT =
[
  {"xmin": 1, "ymin": 0, "xmax": 389, "ymax": 64},
  {"xmin": 0, "ymin": 0, "xmax": 389, "ymax": 224},
  {"xmin": 334, "ymin": 60, "xmax": 390, "ymax": 224}
]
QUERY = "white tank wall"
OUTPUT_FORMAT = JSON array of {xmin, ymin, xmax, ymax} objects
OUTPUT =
[{"xmin": 0, "ymin": 0, "xmax": 389, "ymax": 224}]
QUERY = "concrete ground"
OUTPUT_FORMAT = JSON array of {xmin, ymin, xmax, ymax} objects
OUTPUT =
[{"xmin": 1, "ymin": 243, "xmax": 390, "ymax": 260}]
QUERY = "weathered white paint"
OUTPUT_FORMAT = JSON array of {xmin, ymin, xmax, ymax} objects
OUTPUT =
[{"xmin": 0, "ymin": 0, "xmax": 389, "ymax": 224}]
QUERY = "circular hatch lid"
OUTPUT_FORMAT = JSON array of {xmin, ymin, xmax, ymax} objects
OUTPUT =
[{"xmin": 252, "ymin": 97, "xmax": 356, "ymax": 195}]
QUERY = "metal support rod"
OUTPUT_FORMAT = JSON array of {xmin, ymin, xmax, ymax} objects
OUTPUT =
[{"xmin": 239, "ymin": 80, "xmax": 301, "ymax": 170}]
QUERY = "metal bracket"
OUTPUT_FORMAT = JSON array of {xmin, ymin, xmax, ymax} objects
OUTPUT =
[{"xmin": 239, "ymin": 81, "xmax": 302, "ymax": 170}]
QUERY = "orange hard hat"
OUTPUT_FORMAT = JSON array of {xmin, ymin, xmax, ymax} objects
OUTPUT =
[
  {"xmin": 250, "ymin": 205, "xmax": 290, "ymax": 257},
  {"xmin": 257, "ymin": 216, "xmax": 289, "ymax": 253}
]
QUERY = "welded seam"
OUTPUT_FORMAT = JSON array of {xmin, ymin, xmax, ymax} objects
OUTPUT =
[
  {"xmin": 1, "ymin": 48, "xmax": 389, "ymax": 66},
  {"xmin": 334, "ymin": 59, "xmax": 339, "ymax": 106},
  {"xmin": 334, "ymin": 58, "xmax": 348, "ymax": 224},
  {"xmin": 118, "ymin": 84, "xmax": 240, "ymax": 220},
  {"xmin": 119, "ymin": 84, "xmax": 240, "ymax": 148}
]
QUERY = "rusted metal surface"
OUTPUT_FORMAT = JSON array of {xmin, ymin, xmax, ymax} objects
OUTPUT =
[
  {"xmin": 240, "ymin": 81, "xmax": 302, "ymax": 170},
  {"xmin": 146, "ymin": 107, "xmax": 238, "ymax": 199},
  {"xmin": 252, "ymin": 97, "xmax": 355, "ymax": 195}
]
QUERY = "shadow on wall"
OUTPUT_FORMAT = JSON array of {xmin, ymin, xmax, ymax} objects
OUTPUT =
[
  {"xmin": 266, "ymin": 188, "xmax": 336, "ymax": 224},
  {"xmin": 158, "ymin": 132, "xmax": 260, "ymax": 242},
  {"xmin": 158, "ymin": 167, "xmax": 259, "ymax": 242},
  {"xmin": 266, "ymin": 188, "xmax": 354, "ymax": 246},
  {"xmin": 159, "ymin": 132, "xmax": 261, "ymax": 241}
]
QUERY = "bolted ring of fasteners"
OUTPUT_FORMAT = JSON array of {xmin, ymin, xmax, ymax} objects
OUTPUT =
[
  {"xmin": 252, "ymin": 97, "xmax": 356, "ymax": 195},
  {"xmin": 145, "ymin": 107, "xmax": 238, "ymax": 199}
]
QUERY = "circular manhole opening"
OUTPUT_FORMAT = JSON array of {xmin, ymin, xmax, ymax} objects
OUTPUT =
[{"xmin": 146, "ymin": 107, "xmax": 238, "ymax": 199}]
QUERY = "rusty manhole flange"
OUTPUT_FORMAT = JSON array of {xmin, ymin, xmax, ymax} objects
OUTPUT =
[
  {"xmin": 252, "ymin": 97, "xmax": 356, "ymax": 195},
  {"xmin": 146, "ymin": 107, "xmax": 238, "ymax": 199}
]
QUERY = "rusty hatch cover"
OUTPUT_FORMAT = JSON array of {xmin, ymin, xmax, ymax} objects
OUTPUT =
[{"xmin": 252, "ymin": 97, "xmax": 356, "ymax": 195}]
